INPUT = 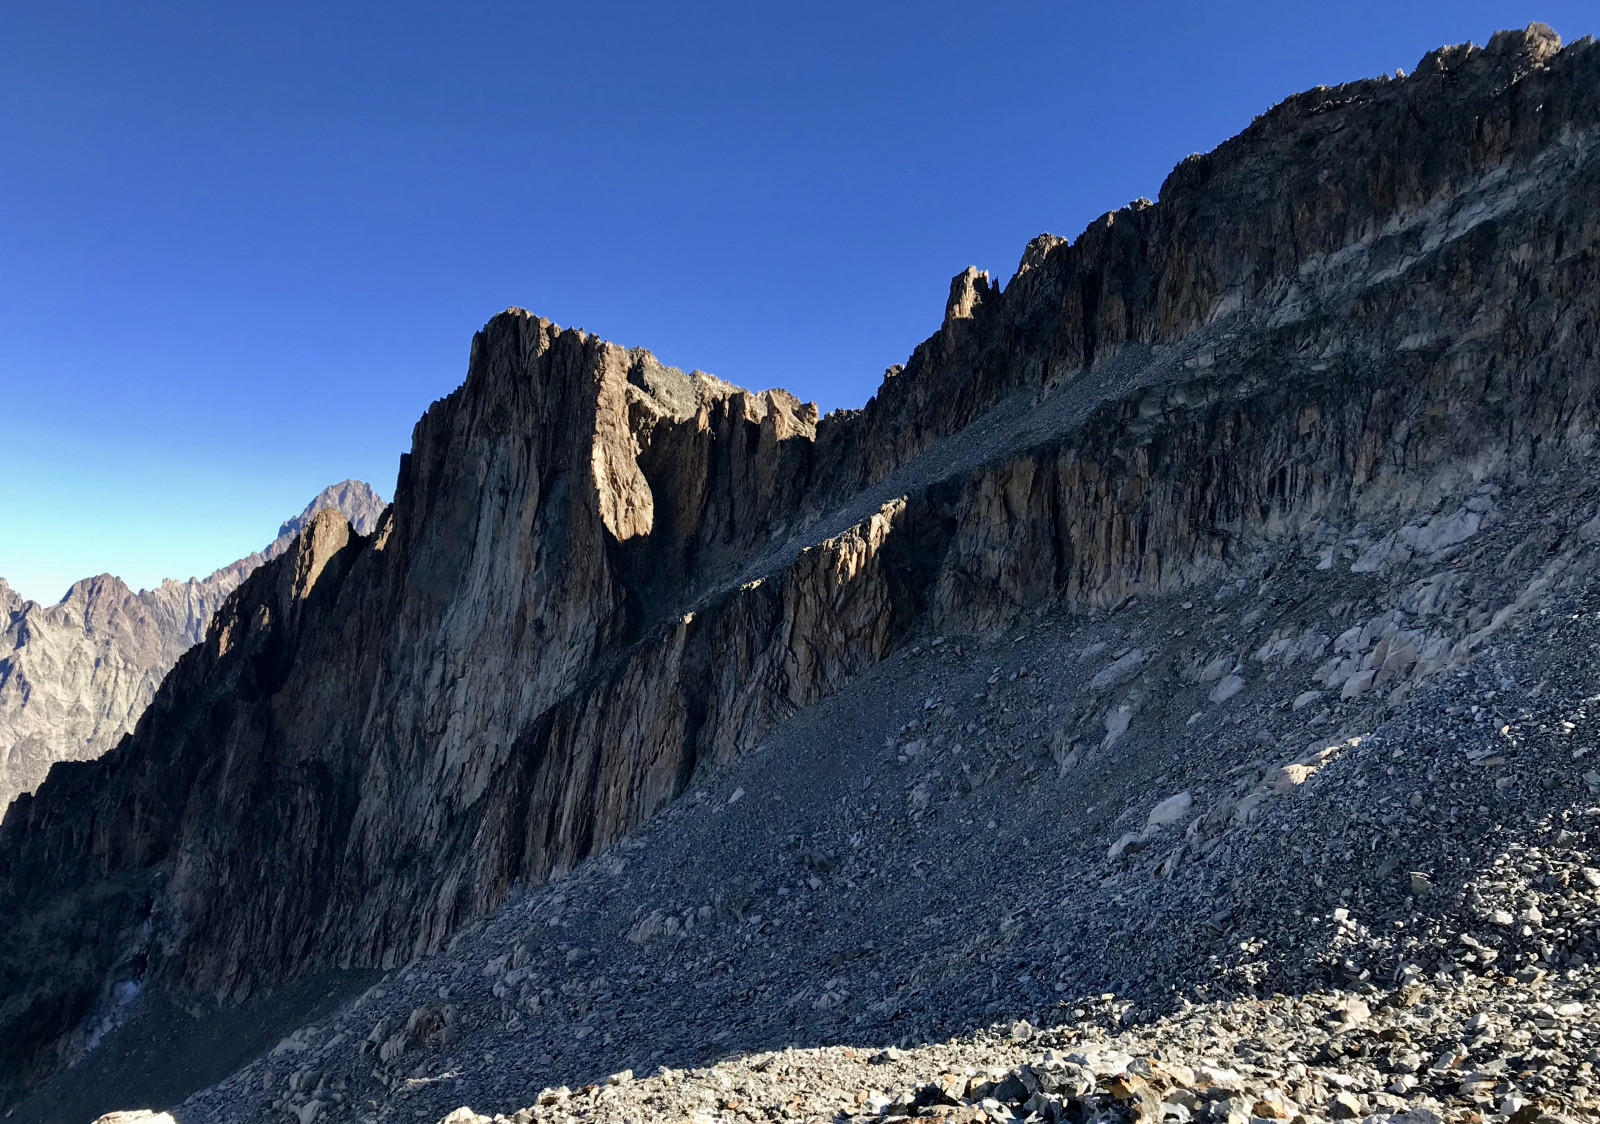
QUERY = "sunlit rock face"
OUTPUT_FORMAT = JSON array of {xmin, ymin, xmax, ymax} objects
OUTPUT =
[{"xmin": 5, "ymin": 20, "xmax": 1600, "ymax": 1104}]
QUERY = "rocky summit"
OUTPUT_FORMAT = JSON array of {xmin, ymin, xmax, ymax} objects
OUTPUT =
[
  {"xmin": 0, "ymin": 480, "xmax": 387, "ymax": 812},
  {"xmin": 4, "ymin": 21, "xmax": 1600, "ymax": 1124}
]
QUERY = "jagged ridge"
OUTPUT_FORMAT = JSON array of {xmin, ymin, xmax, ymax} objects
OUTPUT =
[
  {"xmin": 0, "ymin": 481, "xmax": 387, "ymax": 812},
  {"xmin": 3, "ymin": 21, "xmax": 1599, "ymax": 1105}
]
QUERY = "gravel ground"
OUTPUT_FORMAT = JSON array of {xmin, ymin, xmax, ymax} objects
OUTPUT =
[
  {"xmin": 424, "ymin": 942, "xmax": 1600, "ymax": 1124},
  {"xmin": 97, "ymin": 444, "xmax": 1600, "ymax": 1124}
]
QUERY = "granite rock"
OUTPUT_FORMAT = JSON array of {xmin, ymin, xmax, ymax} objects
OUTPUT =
[{"xmin": 4, "ymin": 22, "xmax": 1600, "ymax": 1115}]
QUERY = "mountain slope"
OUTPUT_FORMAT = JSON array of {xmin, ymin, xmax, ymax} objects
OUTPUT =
[
  {"xmin": 4, "ymin": 21, "xmax": 1600, "ymax": 1119},
  {"xmin": 0, "ymin": 481, "xmax": 387, "ymax": 811}
]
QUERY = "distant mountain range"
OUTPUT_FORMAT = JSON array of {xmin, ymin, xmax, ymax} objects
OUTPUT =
[
  {"xmin": 0, "ymin": 480, "xmax": 386, "ymax": 810},
  {"xmin": 12, "ymin": 25, "xmax": 1600, "ymax": 1124}
]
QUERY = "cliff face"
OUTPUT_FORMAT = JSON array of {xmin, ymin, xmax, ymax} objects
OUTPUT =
[
  {"xmin": 812, "ymin": 22, "xmax": 1576, "ymax": 490},
  {"xmin": 0, "ymin": 481, "xmax": 387, "ymax": 811},
  {"xmin": 4, "ymin": 22, "xmax": 1600, "ymax": 1098}
]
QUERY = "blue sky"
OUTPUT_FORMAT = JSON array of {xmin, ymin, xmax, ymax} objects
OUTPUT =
[{"xmin": 2, "ymin": 2, "xmax": 1592, "ymax": 603}]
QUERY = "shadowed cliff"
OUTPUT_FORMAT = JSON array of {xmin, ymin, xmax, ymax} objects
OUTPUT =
[{"xmin": 3, "ymin": 22, "xmax": 1599, "ymax": 1103}]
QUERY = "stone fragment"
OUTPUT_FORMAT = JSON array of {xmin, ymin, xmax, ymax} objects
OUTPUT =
[
  {"xmin": 1108, "ymin": 832, "xmax": 1148, "ymax": 861},
  {"xmin": 1324, "ymin": 998, "xmax": 1370, "ymax": 1029},
  {"xmin": 1271, "ymin": 764, "xmax": 1316, "ymax": 793},
  {"xmin": 1210, "ymin": 675, "xmax": 1245, "ymax": 703},
  {"xmin": 1091, "ymin": 649, "xmax": 1146, "ymax": 691},
  {"xmin": 1341, "ymin": 670, "xmax": 1378, "ymax": 699},
  {"xmin": 1329, "ymin": 1091, "xmax": 1364, "ymax": 1118},
  {"xmin": 1146, "ymin": 792, "xmax": 1194, "ymax": 831}
]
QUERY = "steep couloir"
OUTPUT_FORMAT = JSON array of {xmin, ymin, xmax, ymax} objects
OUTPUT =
[{"xmin": 4, "ymin": 22, "xmax": 1599, "ymax": 1102}]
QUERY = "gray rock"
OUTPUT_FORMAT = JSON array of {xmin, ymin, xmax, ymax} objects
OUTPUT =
[
  {"xmin": 0, "ymin": 481, "xmax": 385, "ymax": 811},
  {"xmin": 9, "ymin": 25, "xmax": 1600, "ymax": 1124}
]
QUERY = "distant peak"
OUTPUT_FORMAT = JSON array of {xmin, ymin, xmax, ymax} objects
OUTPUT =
[
  {"xmin": 58, "ymin": 572, "xmax": 133, "ymax": 607},
  {"xmin": 277, "ymin": 480, "xmax": 388, "ymax": 542}
]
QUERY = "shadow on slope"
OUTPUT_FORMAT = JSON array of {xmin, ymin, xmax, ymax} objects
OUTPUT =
[
  {"xmin": 170, "ymin": 487, "xmax": 1600, "ymax": 1122},
  {"xmin": 7, "ymin": 969, "xmax": 380, "ymax": 1124}
]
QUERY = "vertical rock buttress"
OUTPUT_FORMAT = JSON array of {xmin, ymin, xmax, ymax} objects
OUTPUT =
[{"xmin": 3, "ymin": 22, "xmax": 1600, "ymax": 1098}]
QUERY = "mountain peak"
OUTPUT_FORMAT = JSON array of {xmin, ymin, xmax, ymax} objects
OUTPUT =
[
  {"xmin": 276, "ymin": 479, "xmax": 388, "ymax": 541},
  {"xmin": 9, "ymin": 26, "xmax": 1600, "ymax": 1123},
  {"xmin": 0, "ymin": 479, "xmax": 389, "ymax": 817}
]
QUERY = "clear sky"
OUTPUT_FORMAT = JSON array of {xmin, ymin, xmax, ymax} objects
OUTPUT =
[{"xmin": 2, "ymin": 2, "xmax": 1592, "ymax": 604}]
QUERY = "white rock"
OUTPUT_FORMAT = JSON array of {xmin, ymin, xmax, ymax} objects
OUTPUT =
[
  {"xmin": 1234, "ymin": 791, "xmax": 1271, "ymax": 823},
  {"xmin": 1340, "ymin": 669, "xmax": 1377, "ymax": 699},
  {"xmin": 1271, "ymin": 763, "xmax": 1318, "ymax": 794},
  {"xmin": 1325, "ymin": 998, "xmax": 1370, "ymax": 1029},
  {"xmin": 1352, "ymin": 536, "xmax": 1401, "ymax": 572},
  {"xmin": 1067, "ymin": 1048, "xmax": 1135, "ymax": 1077},
  {"xmin": 1146, "ymin": 792, "xmax": 1194, "ymax": 831},
  {"xmin": 1210, "ymin": 674, "xmax": 1245, "ymax": 703},
  {"xmin": 1103, "ymin": 705, "xmax": 1135, "ymax": 747},
  {"xmin": 1191, "ymin": 1063, "xmax": 1244, "ymax": 1090},
  {"xmin": 1401, "ymin": 507, "xmax": 1482, "ymax": 554},
  {"xmin": 1090, "ymin": 649, "xmax": 1146, "ymax": 691},
  {"xmin": 1107, "ymin": 832, "xmax": 1147, "ymax": 861}
]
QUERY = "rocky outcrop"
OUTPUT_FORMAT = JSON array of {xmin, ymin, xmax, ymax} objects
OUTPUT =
[
  {"xmin": 274, "ymin": 480, "xmax": 387, "ymax": 543},
  {"xmin": 807, "ymin": 21, "xmax": 1581, "ymax": 494},
  {"xmin": 3, "ymin": 21, "xmax": 1600, "ymax": 1104},
  {"xmin": 0, "ymin": 481, "xmax": 386, "ymax": 811}
]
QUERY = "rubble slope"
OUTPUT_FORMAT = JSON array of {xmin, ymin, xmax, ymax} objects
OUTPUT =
[{"xmin": 4, "ymin": 21, "xmax": 1600, "ymax": 1124}]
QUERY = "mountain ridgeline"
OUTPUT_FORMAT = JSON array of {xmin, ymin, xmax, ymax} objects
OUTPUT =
[
  {"xmin": 4, "ymin": 22, "xmax": 1600, "ymax": 1105},
  {"xmin": 0, "ymin": 481, "xmax": 387, "ymax": 812}
]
